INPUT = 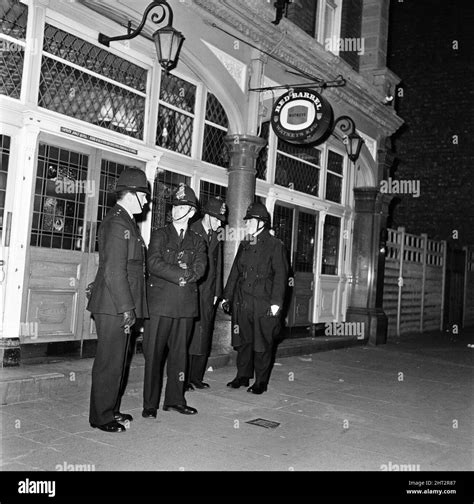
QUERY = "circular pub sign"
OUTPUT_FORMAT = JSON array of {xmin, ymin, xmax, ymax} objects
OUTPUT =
[{"xmin": 271, "ymin": 88, "xmax": 333, "ymax": 146}]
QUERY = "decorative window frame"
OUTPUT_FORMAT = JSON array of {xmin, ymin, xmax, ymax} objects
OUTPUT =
[{"xmin": 315, "ymin": 0, "xmax": 343, "ymax": 55}]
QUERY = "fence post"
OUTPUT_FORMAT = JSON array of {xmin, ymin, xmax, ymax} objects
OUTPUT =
[
  {"xmin": 462, "ymin": 246, "xmax": 468, "ymax": 328},
  {"xmin": 440, "ymin": 240, "xmax": 447, "ymax": 331},
  {"xmin": 420, "ymin": 233, "xmax": 428, "ymax": 332},
  {"xmin": 397, "ymin": 226, "xmax": 405, "ymax": 337}
]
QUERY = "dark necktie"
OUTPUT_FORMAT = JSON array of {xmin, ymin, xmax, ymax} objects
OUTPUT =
[
  {"xmin": 179, "ymin": 228, "xmax": 184, "ymax": 246},
  {"xmin": 207, "ymin": 229, "xmax": 212, "ymax": 243}
]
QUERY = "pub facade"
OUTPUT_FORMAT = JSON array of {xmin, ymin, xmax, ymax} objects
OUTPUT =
[{"xmin": 0, "ymin": 0, "xmax": 403, "ymax": 366}]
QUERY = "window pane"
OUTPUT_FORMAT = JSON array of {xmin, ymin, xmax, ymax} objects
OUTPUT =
[
  {"xmin": 273, "ymin": 204, "xmax": 294, "ymax": 256},
  {"xmin": 256, "ymin": 121, "xmax": 270, "ymax": 180},
  {"xmin": 0, "ymin": 135, "xmax": 11, "ymax": 234},
  {"xmin": 0, "ymin": 41, "xmax": 24, "ymax": 98},
  {"xmin": 326, "ymin": 173, "xmax": 342, "ymax": 203},
  {"xmin": 295, "ymin": 211, "xmax": 316, "ymax": 273},
  {"xmin": 205, "ymin": 92, "xmax": 228, "ymax": 128},
  {"xmin": 38, "ymin": 56, "xmax": 145, "ymax": 139},
  {"xmin": 202, "ymin": 124, "xmax": 228, "ymax": 167},
  {"xmin": 0, "ymin": 0, "xmax": 28, "ymax": 39},
  {"xmin": 276, "ymin": 153, "xmax": 320, "ymax": 196},
  {"xmin": 321, "ymin": 214, "xmax": 340, "ymax": 275},
  {"xmin": 152, "ymin": 170, "xmax": 190, "ymax": 230},
  {"xmin": 31, "ymin": 144, "xmax": 88, "ymax": 251},
  {"xmin": 327, "ymin": 150, "xmax": 343, "ymax": 174},
  {"xmin": 156, "ymin": 105, "xmax": 193, "ymax": 156},
  {"xmin": 159, "ymin": 72, "xmax": 196, "ymax": 113},
  {"xmin": 199, "ymin": 180, "xmax": 227, "ymax": 206},
  {"xmin": 43, "ymin": 24, "xmax": 147, "ymax": 92}
]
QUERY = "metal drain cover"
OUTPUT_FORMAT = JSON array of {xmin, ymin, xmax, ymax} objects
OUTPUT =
[{"xmin": 246, "ymin": 418, "xmax": 280, "ymax": 429}]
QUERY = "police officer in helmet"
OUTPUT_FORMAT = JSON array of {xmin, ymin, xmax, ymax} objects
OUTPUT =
[
  {"xmin": 221, "ymin": 202, "xmax": 289, "ymax": 394},
  {"xmin": 87, "ymin": 167, "xmax": 149, "ymax": 432}
]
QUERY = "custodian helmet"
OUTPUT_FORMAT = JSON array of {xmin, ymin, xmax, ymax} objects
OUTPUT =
[
  {"xmin": 171, "ymin": 183, "xmax": 198, "ymax": 209},
  {"xmin": 114, "ymin": 167, "xmax": 150, "ymax": 195},
  {"xmin": 243, "ymin": 202, "xmax": 270, "ymax": 224}
]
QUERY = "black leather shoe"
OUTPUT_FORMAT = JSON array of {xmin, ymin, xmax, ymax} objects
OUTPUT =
[
  {"xmin": 90, "ymin": 421, "xmax": 126, "ymax": 432},
  {"xmin": 247, "ymin": 383, "xmax": 267, "ymax": 394},
  {"xmin": 114, "ymin": 412, "xmax": 133, "ymax": 422},
  {"xmin": 227, "ymin": 377, "xmax": 250, "ymax": 388},
  {"xmin": 142, "ymin": 408, "xmax": 157, "ymax": 418},
  {"xmin": 191, "ymin": 380, "xmax": 210, "ymax": 389},
  {"xmin": 184, "ymin": 383, "xmax": 195, "ymax": 391},
  {"xmin": 163, "ymin": 404, "xmax": 198, "ymax": 415}
]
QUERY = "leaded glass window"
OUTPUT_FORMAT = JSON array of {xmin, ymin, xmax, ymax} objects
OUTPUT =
[
  {"xmin": 38, "ymin": 24, "xmax": 147, "ymax": 139},
  {"xmin": 152, "ymin": 169, "xmax": 190, "ymax": 230},
  {"xmin": 156, "ymin": 73, "xmax": 196, "ymax": 156},
  {"xmin": 275, "ymin": 139, "xmax": 321, "ymax": 196},
  {"xmin": 31, "ymin": 144, "xmax": 89, "ymax": 250},
  {"xmin": 321, "ymin": 214, "xmax": 341, "ymax": 275},
  {"xmin": 295, "ymin": 211, "xmax": 316, "ymax": 273},
  {"xmin": 199, "ymin": 180, "xmax": 227, "ymax": 207},
  {"xmin": 273, "ymin": 204, "xmax": 294, "ymax": 256},
  {"xmin": 256, "ymin": 121, "xmax": 270, "ymax": 180},
  {"xmin": 0, "ymin": 0, "xmax": 28, "ymax": 99},
  {"xmin": 0, "ymin": 135, "xmax": 11, "ymax": 234},
  {"xmin": 202, "ymin": 93, "xmax": 229, "ymax": 168},
  {"xmin": 325, "ymin": 150, "xmax": 344, "ymax": 203}
]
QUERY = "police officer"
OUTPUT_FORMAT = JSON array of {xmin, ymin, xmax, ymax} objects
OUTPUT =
[
  {"xmin": 87, "ymin": 167, "xmax": 149, "ymax": 432},
  {"xmin": 142, "ymin": 184, "xmax": 207, "ymax": 417},
  {"xmin": 186, "ymin": 197, "xmax": 226, "ymax": 390},
  {"xmin": 221, "ymin": 202, "xmax": 289, "ymax": 394}
]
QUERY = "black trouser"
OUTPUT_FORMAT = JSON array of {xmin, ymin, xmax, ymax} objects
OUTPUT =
[
  {"xmin": 143, "ymin": 315, "xmax": 193, "ymax": 409},
  {"xmin": 188, "ymin": 354, "xmax": 208, "ymax": 384},
  {"xmin": 234, "ymin": 307, "xmax": 275, "ymax": 385},
  {"xmin": 89, "ymin": 313, "xmax": 131, "ymax": 426}
]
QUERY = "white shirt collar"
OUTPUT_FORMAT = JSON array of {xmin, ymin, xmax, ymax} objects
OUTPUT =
[
  {"xmin": 172, "ymin": 222, "xmax": 187, "ymax": 236},
  {"xmin": 117, "ymin": 202, "xmax": 134, "ymax": 220}
]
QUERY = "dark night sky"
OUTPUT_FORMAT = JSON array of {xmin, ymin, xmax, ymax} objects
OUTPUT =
[{"xmin": 387, "ymin": 0, "xmax": 474, "ymax": 246}]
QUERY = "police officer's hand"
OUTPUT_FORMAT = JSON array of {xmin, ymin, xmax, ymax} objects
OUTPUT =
[
  {"xmin": 267, "ymin": 305, "xmax": 280, "ymax": 317},
  {"xmin": 220, "ymin": 299, "xmax": 231, "ymax": 314},
  {"xmin": 178, "ymin": 262, "xmax": 188, "ymax": 269},
  {"xmin": 121, "ymin": 310, "xmax": 136, "ymax": 334}
]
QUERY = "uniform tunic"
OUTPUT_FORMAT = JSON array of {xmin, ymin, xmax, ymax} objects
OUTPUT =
[
  {"xmin": 143, "ymin": 224, "xmax": 207, "ymax": 409},
  {"xmin": 87, "ymin": 203, "xmax": 148, "ymax": 425},
  {"xmin": 224, "ymin": 229, "xmax": 289, "ymax": 353}
]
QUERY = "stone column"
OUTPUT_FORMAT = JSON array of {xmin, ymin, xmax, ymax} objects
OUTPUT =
[
  {"xmin": 211, "ymin": 134, "xmax": 266, "ymax": 357},
  {"xmin": 346, "ymin": 187, "xmax": 391, "ymax": 345}
]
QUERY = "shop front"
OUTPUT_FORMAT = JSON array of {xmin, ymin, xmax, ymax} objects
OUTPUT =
[{"xmin": 0, "ymin": 0, "xmax": 402, "ymax": 366}]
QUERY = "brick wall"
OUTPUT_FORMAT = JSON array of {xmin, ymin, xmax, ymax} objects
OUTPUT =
[{"xmin": 387, "ymin": 0, "xmax": 474, "ymax": 247}]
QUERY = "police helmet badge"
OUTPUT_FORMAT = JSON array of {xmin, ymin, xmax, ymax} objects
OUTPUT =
[
  {"xmin": 176, "ymin": 183, "xmax": 186, "ymax": 200},
  {"xmin": 220, "ymin": 202, "xmax": 226, "ymax": 215}
]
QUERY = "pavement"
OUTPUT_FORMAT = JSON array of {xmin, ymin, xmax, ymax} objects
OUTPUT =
[{"xmin": 0, "ymin": 328, "xmax": 473, "ymax": 476}]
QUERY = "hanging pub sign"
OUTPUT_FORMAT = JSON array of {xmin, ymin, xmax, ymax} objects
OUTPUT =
[{"xmin": 271, "ymin": 88, "xmax": 333, "ymax": 146}]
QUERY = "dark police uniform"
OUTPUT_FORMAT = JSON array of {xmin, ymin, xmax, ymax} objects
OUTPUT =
[
  {"xmin": 87, "ymin": 202, "xmax": 148, "ymax": 427},
  {"xmin": 224, "ymin": 221, "xmax": 289, "ymax": 390},
  {"xmin": 143, "ymin": 196, "xmax": 207, "ymax": 412},
  {"xmin": 187, "ymin": 218, "xmax": 223, "ymax": 386}
]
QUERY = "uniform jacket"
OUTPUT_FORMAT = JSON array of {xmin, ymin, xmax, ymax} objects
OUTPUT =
[
  {"xmin": 87, "ymin": 204, "xmax": 148, "ymax": 318},
  {"xmin": 223, "ymin": 229, "xmax": 289, "ymax": 351},
  {"xmin": 147, "ymin": 223, "xmax": 207, "ymax": 318},
  {"xmin": 188, "ymin": 219, "xmax": 223, "ymax": 354}
]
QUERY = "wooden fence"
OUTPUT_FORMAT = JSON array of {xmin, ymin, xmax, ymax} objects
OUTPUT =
[
  {"xmin": 383, "ymin": 227, "xmax": 446, "ymax": 337},
  {"xmin": 463, "ymin": 246, "xmax": 474, "ymax": 327}
]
